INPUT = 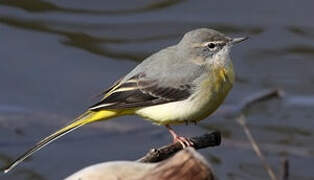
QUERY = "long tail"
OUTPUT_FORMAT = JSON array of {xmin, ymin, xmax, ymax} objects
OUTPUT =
[{"xmin": 3, "ymin": 110, "xmax": 121, "ymax": 174}]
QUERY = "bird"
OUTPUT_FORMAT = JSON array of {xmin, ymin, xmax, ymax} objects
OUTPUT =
[{"xmin": 2, "ymin": 28, "xmax": 247, "ymax": 173}]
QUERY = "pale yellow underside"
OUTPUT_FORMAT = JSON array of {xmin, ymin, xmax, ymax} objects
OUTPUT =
[{"xmin": 135, "ymin": 65, "xmax": 234, "ymax": 125}]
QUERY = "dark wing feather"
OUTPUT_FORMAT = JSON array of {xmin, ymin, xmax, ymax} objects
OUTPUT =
[
  {"xmin": 95, "ymin": 77, "xmax": 123, "ymax": 99},
  {"xmin": 89, "ymin": 74, "xmax": 192, "ymax": 110}
]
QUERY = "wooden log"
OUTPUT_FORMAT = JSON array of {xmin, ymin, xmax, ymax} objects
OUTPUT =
[{"xmin": 65, "ymin": 148, "xmax": 214, "ymax": 180}]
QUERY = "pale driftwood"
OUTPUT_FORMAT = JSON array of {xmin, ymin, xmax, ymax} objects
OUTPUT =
[
  {"xmin": 138, "ymin": 131, "xmax": 221, "ymax": 163},
  {"xmin": 65, "ymin": 148, "xmax": 214, "ymax": 180},
  {"xmin": 138, "ymin": 148, "xmax": 214, "ymax": 180}
]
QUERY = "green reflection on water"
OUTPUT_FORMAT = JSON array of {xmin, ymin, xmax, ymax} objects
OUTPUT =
[
  {"xmin": 285, "ymin": 45, "xmax": 314, "ymax": 56},
  {"xmin": 227, "ymin": 172, "xmax": 248, "ymax": 180},
  {"xmin": 0, "ymin": 153, "xmax": 11, "ymax": 168},
  {"xmin": 207, "ymin": 153, "xmax": 222, "ymax": 165},
  {"xmin": 0, "ymin": 16, "xmax": 157, "ymax": 61},
  {"xmin": 286, "ymin": 25, "xmax": 314, "ymax": 39},
  {"xmin": 247, "ymin": 44, "xmax": 314, "ymax": 60},
  {"xmin": 200, "ymin": 123, "xmax": 233, "ymax": 139},
  {"xmin": 0, "ymin": 0, "xmax": 186, "ymax": 15},
  {"xmin": 263, "ymin": 125, "xmax": 311, "ymax": 137},
  {"xmin": 14, "ymin": 169, "xmax": 46, "ymax": 180},
  {"xmin": 209, "ymin": 24, "xmax": 264, "ymax": 35},
  {"xmin": 0, "ymin": 15, "xmax": 264, "ymax": 62},
  {"xmin": 238, "ymin": 163, "xmax": 270, "ymax": 179}
]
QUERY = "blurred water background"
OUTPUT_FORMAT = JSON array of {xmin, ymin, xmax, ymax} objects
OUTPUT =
[{"xmin": 0, "ymin": 0, "xmax": 314, "ymax": 179}]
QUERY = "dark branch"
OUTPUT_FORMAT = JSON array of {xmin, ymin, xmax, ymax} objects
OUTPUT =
[{"xmin": 138, "ymin": 131, "xmax": 221, "ymax": 163}]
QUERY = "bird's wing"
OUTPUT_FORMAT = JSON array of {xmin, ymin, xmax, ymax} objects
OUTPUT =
[{"xmin": 89, "ymin": 73, "xmax": 192, "ymax": 110}]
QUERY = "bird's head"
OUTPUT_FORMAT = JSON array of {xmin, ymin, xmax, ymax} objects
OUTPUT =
[{"xmin": 178, "ymin": 28, "xmax": 247, "ymax": 64}]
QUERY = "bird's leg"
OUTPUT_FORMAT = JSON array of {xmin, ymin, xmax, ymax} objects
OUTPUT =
[{"xmin": 165, "ymin": 125, "xmax": 194, "ymax": 148}]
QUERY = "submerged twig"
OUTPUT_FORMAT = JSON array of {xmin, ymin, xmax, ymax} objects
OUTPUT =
[
  {"xmin": 281, "ymin": 158, "xmax": 289, "ymax": 180},
  {"xmin": 236, "ymin": 115, "xmax": 278, "ymax": 180},
  {"xmin": 235, "ymin": 88, "xmax": 283, "ymax": 180},
  {"xmin": 239, "ymin": 88, "xmax": 283, "ymax": 112},
  {"xmin": 138, "ymin": 131, "xmax": 221, "ymax": 163}
]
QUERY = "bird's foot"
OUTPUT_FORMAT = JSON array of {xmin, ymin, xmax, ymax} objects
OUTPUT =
[
  {"xmin": 165, "ymin": 125, "xmax": 194, "ymax": 148},
  {"xmin": 173, "ymin": 135, "xmax": 194, "ymax": 148}
]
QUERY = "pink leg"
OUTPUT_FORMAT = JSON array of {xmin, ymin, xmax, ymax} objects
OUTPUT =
[{"xmin": 165, "ymin": 125, "xmax": 194, "ymax": 148}]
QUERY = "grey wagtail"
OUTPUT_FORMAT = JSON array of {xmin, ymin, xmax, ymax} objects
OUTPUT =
[{"xmin": 3, "ymin": 28, "xmax": 247, "ymax": 173}]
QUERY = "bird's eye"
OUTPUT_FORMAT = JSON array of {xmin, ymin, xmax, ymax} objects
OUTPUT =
[{"xmin": 207, "ymin": 43, "xmax": 216, "ymax": 49}]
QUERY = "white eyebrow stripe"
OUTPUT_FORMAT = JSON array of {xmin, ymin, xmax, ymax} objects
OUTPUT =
[
  {"xmin": 192, "ymin": 41, "xmax": 226, "ymax": 48},
  {"xmin": 202, "ymin": 41, "xmax": 225, "ymax": 46}
]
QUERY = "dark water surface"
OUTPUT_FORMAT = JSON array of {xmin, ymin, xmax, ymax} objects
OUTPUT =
[{"xmin": 1, "ymin": 0, "xmax": 314, "ymax": 179}]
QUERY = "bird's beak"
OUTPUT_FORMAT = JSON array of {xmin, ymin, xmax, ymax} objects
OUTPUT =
[{"xmin": 231, "ymin": 37, "xmax": 248, "ymax": 45}]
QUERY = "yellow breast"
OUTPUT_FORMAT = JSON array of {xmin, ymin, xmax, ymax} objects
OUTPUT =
[{"xmin": 191, "ymin": 64, "xmax": 234, "ymax": 122}]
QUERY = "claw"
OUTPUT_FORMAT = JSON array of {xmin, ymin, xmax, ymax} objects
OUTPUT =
[
  {"xmin": 174, "ymin": 136, "xmax": 194, "ymax": 148},
  {"xmin": 165, "ymin": 125, "xmax": 194, "ymax": 148}
]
